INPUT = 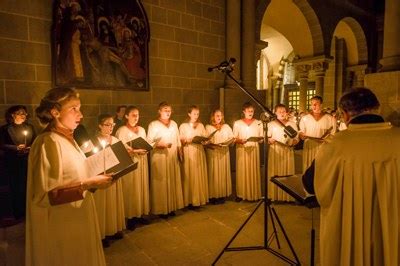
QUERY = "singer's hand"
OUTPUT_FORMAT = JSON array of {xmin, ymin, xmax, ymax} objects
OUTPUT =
[{"xmin": 84, "ymin": 174, "xmax": 113, "ymax": 190}]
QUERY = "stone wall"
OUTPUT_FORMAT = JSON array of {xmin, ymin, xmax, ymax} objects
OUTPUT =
[{"xmin": 0, "ymin": 0, "xmax": 225, "ymax": 133}]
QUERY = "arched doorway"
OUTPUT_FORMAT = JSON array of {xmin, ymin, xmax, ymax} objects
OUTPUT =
[
  {"xmin": 325, "ymin": 17, "xmax": 368, "ymax": 107},
  {"xmin": 258, "ymin": 0, "xmax": 322, "ymax": 111}
]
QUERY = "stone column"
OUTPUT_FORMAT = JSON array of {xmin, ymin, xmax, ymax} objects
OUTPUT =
[
  {"xmin": 313, "ymin": 61, "xmax": 328, "ymax": 97},
  {"xmin": 241, "ymin": 0, "xmax": 256, "ymax": 90},
  {"xmin": 296, "ymin": 65, "xmax": 310, "ymax": 112},
  {"xmin": 225, "ymin": 0, "xmax": 241, "ymax": 88},
  {"xmin": 379, "ymin": 0, "xmax": 400, "ymax": 71}
]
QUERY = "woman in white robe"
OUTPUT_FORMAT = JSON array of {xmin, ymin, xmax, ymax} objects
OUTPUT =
[
  {"xmin": 115, "ymin": 106, "xmax": 150, "ymax": 229},
  {"xmin": 205, "ymin": 109, "xmax": 234, "ymax": 204},
  {"xmin": 179, "ymin": 105, "xmax": 209, "ymax": 207},
  {"xmin": 233, "ymin": 102, "xmax": 263, "ymax": 201},
  {"xmin": 26, "ymin": 88, "xmax": 112, "ymax": 266},
  {"xmin": 267, "ymin": 104, "xmax": 298, "ymax": 201},
  {"xmin": 299, "ymin": 96, "xmax": 336, "ymax": 172},
  {"xmin": 89, "ymin": 114, "xmax": 126, "ymax": 246},
  {"xmin": 147, "ymin": 102, "xmax": 184, "ymax": 217}
]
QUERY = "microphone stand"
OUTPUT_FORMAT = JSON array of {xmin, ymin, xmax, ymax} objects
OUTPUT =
[{"xmin": 211, "ymin": 67, "xmax": 300, "ymax": 265}]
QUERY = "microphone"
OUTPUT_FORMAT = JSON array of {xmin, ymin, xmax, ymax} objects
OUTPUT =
[{"xmin": 208, "ymin": 58, "xmax": 236, "ymax": 72}]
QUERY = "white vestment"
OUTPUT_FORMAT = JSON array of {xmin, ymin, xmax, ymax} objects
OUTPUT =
[
  {"xmin": 233, "ymin": 119, "xmax": 263, "ymax": 201},
  {"xmin": 267, "ymin": 120, "xmax": 298, "ymax": 201},
  {"xmin": 92, "ymin": 136, "xmax": 125, "ymax": 238},
  {"xmin": 115, "ymin": 125, "xmax": 150, "ymax": 218},
  {"xmin": 26, "ymin": 132, "xmax": 105, "ymax": 266},
  {"xmin": 299, "ymin": 113, "xmax": 336, "ymax": 171},
  {"xmin": 147, "ymin": 120, "xmax": 184, "ymax": 214},
  {"xmin": 205, "ymin": 124, "xmax": 233, "ymax": 198},
  {"xmin": 179, "ymin": 122, "xmax": 209, "ymax": 206},
  {"xmin": 314, "ymin": 122, "xmax": 400, "ymax": 266}
]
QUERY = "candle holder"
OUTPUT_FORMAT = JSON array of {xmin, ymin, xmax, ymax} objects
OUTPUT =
[{"xmin": 100, "ymin": 140, "xmax": 107, "ymax": 174}]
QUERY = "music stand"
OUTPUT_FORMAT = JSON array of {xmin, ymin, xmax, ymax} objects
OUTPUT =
[
  {"xmin": 271, "ymin": 175, "xmax": 319, "ymax": 266},
  {"xmin": 211, "ymin": 63, "xmax": 300, "ymax": 265}
]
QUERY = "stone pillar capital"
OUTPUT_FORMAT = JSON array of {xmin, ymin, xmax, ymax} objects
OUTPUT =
[
  {"xmin": 312, "ymin": 61, "xmax": 329, "ymax": 76},
  {"xmin": 296, "ymin": 64, "xmax": 311, "ymax": 79}
]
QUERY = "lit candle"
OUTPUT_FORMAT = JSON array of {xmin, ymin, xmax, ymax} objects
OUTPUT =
[
  {"xmin": 23, "ymin": 130, "xmax": 28, "ymax": 146},
  {"xmin": 100, "ymin": 140, "xmax": 107, "ymax": 174}
]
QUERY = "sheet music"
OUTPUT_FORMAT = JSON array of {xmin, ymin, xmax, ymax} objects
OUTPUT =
[{"xmin": 85, "ymin": 146, "xmax": 120, "ymax": 177}]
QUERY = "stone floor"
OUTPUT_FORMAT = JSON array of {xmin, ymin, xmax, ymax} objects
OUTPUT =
[
  {"xmin": 1, "ymin": 150, "xmax": 318, "ymax": 265},
  {"xmin": 1, "ymin": 200, "xmax": 320, "ymax": 266}
]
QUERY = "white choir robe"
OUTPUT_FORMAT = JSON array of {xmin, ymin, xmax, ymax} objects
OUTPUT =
[
  {"xmin": 115, "ymin": 125, "xmax": 150, "ymax": 219},
  {"xmin": 26, "ymin": 132, "xmax": 105, "ymax": 266},
  {"xmin": 267, "ymin": 120, "xmax": 298, "ymax": 201},
  {"xmin": 205, "ymin": 124, "xmax": 234, "ymax": 198},
  {"xmin": 314, "ymin": 122, "xmax": 400, "ymax": 266},
  {"xmin": 299, "ymin": 113, "xmax": 336, "ymax": 172},
  {"xmin": 147, "ymin": 120, "xmax": 184, "ymax": 214},
  {"xmin": 179, "ymin": 122, "xmax": 209, "ymax": 206},
  {"xmin": 92, "ymin": 136, "xmax": 125, "ymax": 238},
  {"xmin": 233, "ymin": 119, "xmax": 263, "ymax": 201}
]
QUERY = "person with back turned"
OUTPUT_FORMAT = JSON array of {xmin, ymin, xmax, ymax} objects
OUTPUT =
[{"xmin": 303, "ymin": 87, "xmax": 400, "ymax": 266}]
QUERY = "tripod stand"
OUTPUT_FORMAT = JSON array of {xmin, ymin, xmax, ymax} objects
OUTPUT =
[{"xmin": 211, "ymin": 64, "xmax": 300, "ymax": 265}]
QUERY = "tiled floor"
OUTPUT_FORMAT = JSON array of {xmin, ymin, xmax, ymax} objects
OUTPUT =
[
  {"xmin": 1, "ymin": 150, "xmax": 317, "ymax": 265},
  {"xmin": 1, "ymin": 200, "xmax": 319, "ymax": 266}
]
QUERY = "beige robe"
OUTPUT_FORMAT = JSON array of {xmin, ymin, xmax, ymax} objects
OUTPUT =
[
  {"xmin": 92, "ymin": 136, "xmax": 125, "ymax": 238},
  {"xmin": 233, "ymin": 119, "xmax": 263, "ymax": 201},
  {"xmin": 26, "ymin": 132, "xmax": 105, "ymax": 266},
  {"xmin": 267, "ymin": 120, "xmax": 298, "ymax": 201},
  {"xmin": 147, "ymin": 120, "xmax": 184, "ymax": 214},
  {"xmin": 179, "ymin": 122, "xmax": 209, "ymax": 206},
  {"xmin": 115, "ymin": 125, "xmax": 150, "ymax": 218},
  {"xmin": 299, "ymin": 113, "xmax": 336, "ymax": 172},
  {"xmin": 205, "ymin": 124, "xmax": 233, "ymax": 198},
  {"xmin": 314, "ymin": 122, "xmax": 400, "ymax": 266}
]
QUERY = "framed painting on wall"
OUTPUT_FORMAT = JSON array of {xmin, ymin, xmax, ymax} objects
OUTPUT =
[{"xmin": 52, "ymin": 0, "xmax": 150, "ymax": 90}]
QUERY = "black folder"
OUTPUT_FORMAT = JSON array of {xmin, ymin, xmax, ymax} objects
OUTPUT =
[
  {"xmin": 192, "ymin": 130, "xmax": 218, "ymax": 144},
  {"xmin": 85, "ymin": 141, "xmax": 138, "ymax": 181},
  {"xmin": 271, "ymin": 174, "xmax": 318, "ymax": 208},
  {"xmin": 107, "ymin": 141, "xmax": 138, "ymax": 180},
  {"xmin": 129, "ymin": 137, "xmax": 153, "ymax": 151}
]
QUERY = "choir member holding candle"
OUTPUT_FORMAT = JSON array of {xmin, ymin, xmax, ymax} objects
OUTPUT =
[
  {"xmin": 233, "ymin": 102, "xmax": 264, "ymax": 202},
  {"xmin": 179, "ymin": 105, "xmax": 209, "ymax": 209},
  {"xmin": 115, "ymin": 106, "xmax": 150, "ymax": 229},
  {"xmin": 26, "ymin": 88, "xmax": 112, "ymax": 266},
  {"xmin": 205, "ymin": 109, "xmax": 234, "ymax": 204},
  {"xmin": 90, "ymin": 114, "xmax": 126, "ymax": 247},
  {"xmin": 147, "ymin": 102, "xmax": 183, "ymax": 218},
  {"xmin": 0, "ymin": 105, "xmax": 36, "ymax": 219}
]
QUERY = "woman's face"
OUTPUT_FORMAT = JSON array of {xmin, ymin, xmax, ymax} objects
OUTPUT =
[
  {"xmin": 126, "ymin": 109, "xmax": 139, "ymax": 126},
  {"xmin": 243, "ymin": 107, "xmax": 254, "ymax": 119},
  {"xmin": 54, "ymin": 98, "xmax": 83, "ymax": 130},
  {"xmin": 12, "ymin": 109, "xmax": 27, "ymax": 125},
  {"xmin": 213, "ymin": 111, "xmax": 223, "ymax": 124},
  {"xmin": 275, "ymin": 107, "xmax": 287, "ymax": 120},
  {"xmin": 99, "ymin": 117, "xmax": 114, "ymax": 136},
  {"xmin": 159, "ymin": 106, "xmax": 172, "ymax": 120},
  {"xmin": 188, "ymin": 109, "xmax": 199, "ymax": 122}
]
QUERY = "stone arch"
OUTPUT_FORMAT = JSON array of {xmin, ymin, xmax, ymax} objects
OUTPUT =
[
  {"xmin": 256, "ymin": 0, "xmax": 324, "ymax": 56},
  {"xmin": 333, "ymin": 17, "xmax": 368, "ymax": 65}
]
